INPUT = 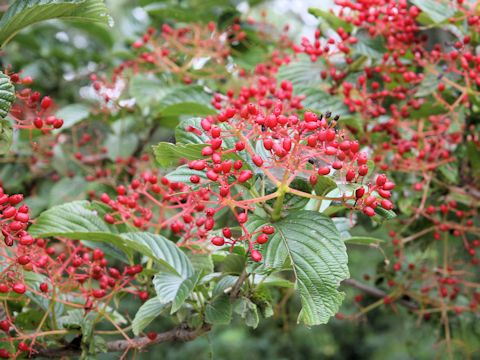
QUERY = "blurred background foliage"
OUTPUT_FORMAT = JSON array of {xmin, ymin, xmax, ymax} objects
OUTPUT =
[{"xmin": 1, "ymin": 0, "xmax": 477, "ymax": 359}]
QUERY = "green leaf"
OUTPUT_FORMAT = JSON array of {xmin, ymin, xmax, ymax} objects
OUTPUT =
[
  {"xmin": 145, "ymin": 0, "xmax": 238, "ymax": 23},
  {"xmin": 29, "ymin": 201, "xmax": 195, "ymax": 270},
  {"xmin": 415, "ymin": 72, "xmax": 440, "ymax": 97},
  {"xmin": 0, "ymin": 119, "xmax": 13, "ymax": 155},
  {"xmin": 205, "ymin": 294, "xmax": 232, "ymax": 325},
  {"xmin": 171, "ymin": 272, "xmax": 200, "ymax": 313},
  {"xmin": 344, "ymin": 236, "xmax": 385, "ymax": 246},
  {"xmin": 153, "ymin": 142, "xmax": 205, "ymax": 168},
  {"xmin": 175, "ymin": 117, "xmax": 211, "ymax": 145},
  {"xmin": 47, "ymin": 176, "xmax": 88, "ymax": 207},
  {"xmin": 314, "ymin": 176, "xmax": 337, "ymax": 197},
  {"xmin": 104, "ymin": 132, "xmax": 138, "ymax": 161},
  {"xmin": 188, "ymin": 253, "xmax": 214, "ymax": 273},
  {"xmin": 28, "ymin": 201, "xmax": 130, "ymax": 262},
  {"xmin": 297, "ymin": 87, "xmax": 349, "ymax": 116},
  {"xmin": 353, "ymin": 29, "xmax": 386, "ymax": 60},
  {"xmin": 129, "ymin": 75, "xmax": 213, "ymax": 119},
  {"xmin": 277, "ymin": 55, "xmax": 324, "ymax": 88},
  {"xmin": 153, "ymin": 271, "xmax": 199, "ymax": 313},
  {"xmin": 123, "ymin": 232, "xmax": 193, "ymax": 277},
  {"xmin": 0, "ymin": 0, "xmax": 112, "ymax": 47},
  {"xmin": 374, "ymin": 207, "xmax": 396, "ymax": 220},
  {"xmin": 247, "ymin": 211, "xmax": 349, "ymax": 325},
  {"xmin": 55, "ymin": 103, "xmax": 90, "ymax": 129},
  {"xmin": 234, "ymin": 297, "xmax": 259, "ymax": 328},
  {"xmin": 411, "ymin": 0, "xmax": 456, "ymax": 24},
  {"xmin": 0, "ymin": 73, "xmax": 15, "ymax": 119},
  {"xmin": 154, "ymin": 86, "xmax": 215, "ymax": 117},
  {"xmin": 132, "ymin": 297, "xmax": 166, "ymax": 336},
  {"xmin": 164, "ymin": 165, "xmax": 209, "ymax": 184},
  {"xmin": 308, "ymin": 8, "xmax": 352, "ymax": 32}
]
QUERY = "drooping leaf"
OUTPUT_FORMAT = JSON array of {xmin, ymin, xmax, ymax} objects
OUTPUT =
[
  {"xmin": 234, "ymin": 297, "xmax": 259, "ymax": 328},
  {"xmin": 153, "ymin": 271, "xmax": 198, "ymax": 314},
  {"xmin": 132, "ymin": 297, "xmax": 166, "ymax": 336},
  {"xmin": 247, "ymin": 211, "xmax": 349, "ymax": 325},
  {"xmin": 205, "ymin": 294, "xmax": 232, "ymax": 325},
  {"xmin": 28, "ymin": 201, "xmax": 130, "ymax": 262},
  {"xmin": 122, "ymin": 232, "xmax": 193, "ymax": 277},
  {"xmin": 0, "ymin": 0, "xmax": 112, "ymax": 47},
  {"xmin": 29, "ymin": 201, "xmax": 195, "ymax": 270}
]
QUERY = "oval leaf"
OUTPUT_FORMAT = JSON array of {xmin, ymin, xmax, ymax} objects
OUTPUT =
[{"xmin": 248, "ymin": 211, "xmax": 349, "ymax": 325}]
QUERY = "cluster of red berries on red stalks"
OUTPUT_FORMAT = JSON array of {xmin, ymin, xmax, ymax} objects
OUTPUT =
[
  {"xmin": 197, "ymin": 76, "xmax": 395, "ymax": 215},
  {"xmin": 7, "ymin": 71, "xmax": 63, "ymax": 132}
]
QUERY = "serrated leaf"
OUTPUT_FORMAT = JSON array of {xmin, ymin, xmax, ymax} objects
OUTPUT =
[
  {"xmin": 0, "ymin": 73, "xmax": 15, "ymax": 119},
  {"xmin": 153, "ymin": 142, "xmax": 206, "ymax": 168},
  {"xmin": 188, "ymin": 253, "xmax": 214, "ymax": 273},
  {"xmin": 29, "ymin": 201, "xmax": 130, "ymax": 262},
  {"xmin": 0, "ymin": 0, "xmax": 112, "ymax": 47},
  {"xmin": 171, "ymin": 272, "xmax": 200, "ymax": 313},
  {"xmin": 153, "ymin": 270, "xmax": 198, "ymax": 308},
  {"xmin": 205, "ymin": 294, "xmax": 232, "ymax": 325},
  {"xmin": 29, "ymin": 201, "xmax": 195, "ymax": 271},
  {"xmin": 123, "ymin": 232, "xmax": 193, "ymax": 277},
  {"xmin": 374, "ymin": 207, "xmax": 396, "ymax": 220},
  {"xmin": 132, "ymin": 297, "xmax": 166, "ymax": 336},
  {"xmin": 247, "ymin": 211, "xmax": 349, "ymax": 325}
]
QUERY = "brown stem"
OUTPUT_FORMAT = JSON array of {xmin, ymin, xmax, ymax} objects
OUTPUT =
[
  {"xmin": 343, "ymin": 278, "xmax": 419, "ymax": 311},
  {"xmin": 29, "ymin": 324, "xmax": 211, "ymax": 358},
  {"xmin": 229, "ymin": 268, "xmax": 249, "ymax": 299}
]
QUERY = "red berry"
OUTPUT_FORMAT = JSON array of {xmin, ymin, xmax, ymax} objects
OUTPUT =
[
  {"xmin": 40, "ymin": 96, "xmax": 52, "ymax": 110},
  {"xmin": 40, "ymin": 283, "xmax": 49, "ymax": 293},
  {"xmin": 252, "ymin": 155, "xmax": 264, "ymax": 167},
  {"xmin": 92, "ymin": 289, "xmax": 106, "ymax": 298},
  {"xmin": 211, "ymin": 236, "xmax": 225, "ymax": 246},
  {"xmin": 256, "ymin": 234, "xmax": 269, "ymax": 244},
  {"xmin": 251, "ymin": 250, "xmax": 262, "ymax": 262},
  {"xmin": 12, "ymin": 283, "xmax": 26, "ymax": 294},
  {"xmin": 0, "ymin": 349, "xmax": 10, "ymax": 358},
  {"xmin": 0, "ymin": 320, "xmax": 9, "ymax": 332}
]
